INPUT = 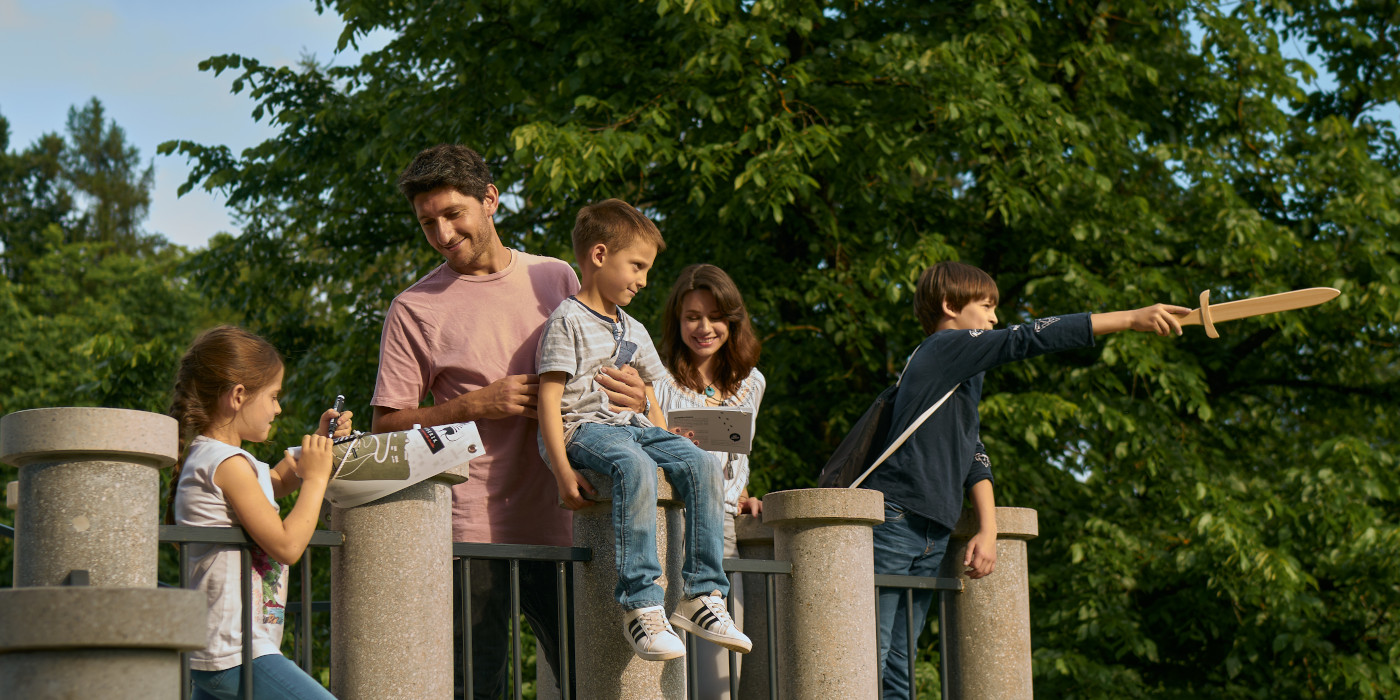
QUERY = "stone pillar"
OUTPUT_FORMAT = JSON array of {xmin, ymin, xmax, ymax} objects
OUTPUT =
[
  {"xmin": 939, "ymin": 506, "xmax": 1039, "ymax": 700},
  {"xmin": 0, "ymin": 407, "xmax": 206, "ymax": 700},
  {"xmin": 734, "ymin": 514, "xmax": 776, "ymax": 700},
  {"xmin": 3, "ymin": 407, "xmax": 175, "ymax": 587},
  {"xmin": 572, "ymin": 467, "xmax": 686, "ymax": 699},
  {"xmin": 330, "ymin": 466, "xmax": 467, "ymax": 700},
  {"xmin": 764, "ymin": 488, "xmax": 884, "ymax": 699}
]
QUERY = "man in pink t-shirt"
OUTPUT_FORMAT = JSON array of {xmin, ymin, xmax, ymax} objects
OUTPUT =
[{"xmin": 372, "ymin": 144, "xmax": 645, "ymax": 699}]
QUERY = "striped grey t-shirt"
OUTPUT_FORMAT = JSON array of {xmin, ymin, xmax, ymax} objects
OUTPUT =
[{"xmin": 537, "ymin": 296, "xmax": 667, "ymax": 442}]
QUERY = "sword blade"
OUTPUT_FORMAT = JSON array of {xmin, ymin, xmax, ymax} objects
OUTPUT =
[{"xmin": 1180, "ymin": 287, "xmax": 1340, "ymax": 327}]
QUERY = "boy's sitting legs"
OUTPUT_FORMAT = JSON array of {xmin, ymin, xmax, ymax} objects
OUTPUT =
[
  {"xmin": 633, "ymin": 426, "xmax": 751, "ymax": 653},
  {"xmin": 566, "ymin": 422, "xmax": 684, "ymax": 660},
  {"xmin": 565, "ymin": 423, "xmax": 750, "ymax": 656}
]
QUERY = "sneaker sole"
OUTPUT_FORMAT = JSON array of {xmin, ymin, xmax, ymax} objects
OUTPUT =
[
  {"xmin": 669, "ymin": 614, "xmax": 753, "ymax": 654},
  {"xmin": 633, "ymin": 646, "xmax": 686, "ymax": 662}
]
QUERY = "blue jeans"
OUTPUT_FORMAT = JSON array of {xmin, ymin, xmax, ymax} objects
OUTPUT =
[
  {"xmin": 190, "ymin": 653, "xmax": 334, "ymax": 700},
  {"xmin": 873, "ymin": 499, "xmax": 952, "ymax": 700},
  {"xmin": 566, "ymin": 423, "xmax": 728, "ymax": 609}
]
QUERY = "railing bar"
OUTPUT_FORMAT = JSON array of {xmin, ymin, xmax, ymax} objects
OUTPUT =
[
  {"xmin": 722, "ymin": 558, "xmax": 790, "ymax": 575},
  {"xmin": 728, "ymin": 590, "xmax": 739, "ymax": 699},
  {"xmin": 158, "ymin": 525, "xmax": 343, "ymax": 547},
  {"xmin": 300, "ymin": 551, "xmax": 312, "ymax": 674},
  {"xmin": 180, "ymin": 543, "xmax": 190, "ymax": 700},
  {"xmin": 511, "ymin": 559, "xmax": 523, "ymax": 700},
  {"xmin": 460, "ymin": 559, "xmax": 474, "ymax": 700},
  {"xmin": 907, "ymin": 587, "xmax": 918, "ymax": 700},
  {"xmin": 875, "ymin": 585, "xmax": 884, "ymax": 695},
  {"xmin": 452, "ymin": 542, "xmax": 591, "ymax": 562},
  {"xmin": 766, "ymin": 573, "xmax": 778, "ymax": 700},
  {"xmin": 686, "ymin": 629, "xmax": 699, "ymax": 699},
  {"xmin": 240, "ymin": 546, "xmax": 253, "ymax": 700},
  {"xmin": 939, "ymin": 589, "xmax": 950, "ymax": 700},
  {"xmin": 873, "ymin": 573, "xmax": 963, "ymax": 591},
  {"xmin": 557, "ymin": 561, "xmax": 572, "ymax": 700}
]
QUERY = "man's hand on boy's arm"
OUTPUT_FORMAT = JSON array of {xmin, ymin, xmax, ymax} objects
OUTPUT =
[
  {"xmin": 965, "ymin": 479, "xmax": 998, "ymax": 579},
  {"xmin": 597, "ymin": 365, "xmax": 646, "ymax": 413},
  {"xmin": 372, "ymin": 375, "xmax": 538, "ymax": 433},
  {"xmin": 1091, "ymin": 304, "xmax": 1191, "ymax": 337}
]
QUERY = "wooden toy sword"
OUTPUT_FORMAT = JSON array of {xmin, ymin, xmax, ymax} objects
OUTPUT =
[{"xmin": 1181, "ymin": 287, "xmax": 1340, "ymax": 338}]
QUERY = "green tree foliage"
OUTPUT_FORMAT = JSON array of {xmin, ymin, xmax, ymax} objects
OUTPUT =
[
  {"xmin": 0, "ymin": 101, "xmax": 215, "ymax": 582},
  {"xmin": 164, "ymin": 0, "xmax": 1399, "ymax": 696}
]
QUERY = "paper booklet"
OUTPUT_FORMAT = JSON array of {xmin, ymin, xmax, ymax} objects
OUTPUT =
[
  {"xmin": 666, "ymin": 406, "xmax": 755, "ymax": 454},
  {"xmin": 287, "ymin": 422, "xmax": 483, "ymax": 509}
]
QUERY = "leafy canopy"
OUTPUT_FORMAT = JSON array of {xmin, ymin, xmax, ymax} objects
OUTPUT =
[{"xmin": 161, "ymin": 1, "xmax": 1400, "ymax": 696}]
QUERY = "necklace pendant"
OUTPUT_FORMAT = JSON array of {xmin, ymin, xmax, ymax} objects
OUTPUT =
[{"xmin": 703, "ymin": 385, "xmax": 715, "ymax": 398}]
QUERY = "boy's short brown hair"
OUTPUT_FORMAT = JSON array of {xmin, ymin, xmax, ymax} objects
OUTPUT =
[
  {"xmin": 914, "ymin": 261, "xmax": 1000, "ymax": 334},
  {"xmin": 572, "ymin": 199, "xmax": 666, "ymax": 263}
]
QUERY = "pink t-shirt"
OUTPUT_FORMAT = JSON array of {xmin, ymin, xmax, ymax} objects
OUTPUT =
[{"xmin": 372, "ymin": 250, "xmax": 579, "ymax": 546}]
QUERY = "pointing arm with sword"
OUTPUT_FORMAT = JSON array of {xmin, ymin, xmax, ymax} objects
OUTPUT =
[{"xmin": 1088, "ymin": 287, "xmax": 1340, "ymax": 337}]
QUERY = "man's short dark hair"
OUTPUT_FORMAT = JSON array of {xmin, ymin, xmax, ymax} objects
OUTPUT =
[{"xmin": 397, "ymin": 144, "xmax": 494, "ymax": 204}]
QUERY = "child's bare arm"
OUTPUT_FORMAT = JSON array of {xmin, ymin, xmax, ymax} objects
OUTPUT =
[
  {"xmin": 214, "ymin": 435, "xmax": 333, "ymax": 565},
  {"xmin": 539, "ymin": 372, "xmax": 597, "ymax": 510},
  {"xmin": 1091, "ymin": 304, "xmax": 1192, "ymax": 336},
  {"xmin": 644, "ymin": 384, "xmax": 666, "ymax": 429},
  {"xmin": 963, "ymin": 479, "xmax": 997, "ymax": 579}
]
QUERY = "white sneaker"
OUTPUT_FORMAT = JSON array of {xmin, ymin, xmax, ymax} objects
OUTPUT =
[
  {"xmin": 623, "ymin": 605, "xmax": 686, "ymax": 661},
  {"xmin": 670, "ymin": 591, "xmax": 752, "ymax": 654}
]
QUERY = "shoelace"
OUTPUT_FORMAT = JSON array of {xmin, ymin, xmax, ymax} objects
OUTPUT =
[
  {"xmin": 637, "ymin": 610, "xmax": 673, "ymax": 636},
  {"xmin": 699, "ymin": 596, "xmax": 734, "ymax": 627}
]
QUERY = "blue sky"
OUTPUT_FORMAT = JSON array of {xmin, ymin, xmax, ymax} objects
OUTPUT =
[{"xmin": 0, "ymin": 0, "xmax": 387, "ymax": 249}]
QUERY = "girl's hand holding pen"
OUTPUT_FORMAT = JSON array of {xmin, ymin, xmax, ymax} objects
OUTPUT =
[{"xmin": 318, "ymin": 408, "xmax": 354, "ymax": 438}]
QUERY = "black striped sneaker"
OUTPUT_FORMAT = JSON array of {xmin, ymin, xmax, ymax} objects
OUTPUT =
[
  {"xmin": 622, "ymin": 605, "xmax": 686, "ymax": 661},
  {"xmin": 669, "ymin": 591, "xmax": 752, "ymax": 653}
]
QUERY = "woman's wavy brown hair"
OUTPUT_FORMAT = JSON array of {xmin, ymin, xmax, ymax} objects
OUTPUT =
[
  {"xmin": 660, "ymin": 264, "xmax": 760, "ymax": 396},
  {"xmin": 164, "ymin": 326, "xmax": 283, "ymax": 523}
]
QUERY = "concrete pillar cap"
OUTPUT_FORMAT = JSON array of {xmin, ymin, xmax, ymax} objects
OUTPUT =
[
  {"xmin": 0, "ymin": 587, "xmax": 207, "ymax": 652},
  {"xmin": 951, "ymin": 506, "xmax": 1038, "ymax": 540},
  {"xmin": 734, "ymin": 513, "xmax": 773, "ymax": 544},
  {"xmin": 0, "ymin": 408, "xmax": 178, "ymax": 468},
  {"xmin": 761, "ymin": 488, "xmax": 884, "ymax": 527}
]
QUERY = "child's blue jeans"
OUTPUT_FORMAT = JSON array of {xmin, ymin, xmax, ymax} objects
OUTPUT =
[
  {"xmin": 190, "ymin": 653, "xmax": 334, "ymax": 700},
  {"xmin": 872, "ymin": 498, "xmax": 952, "ymax": 700},
  {"xmin": 565, "ymin": 423, "xmax": 729, "ymax": 610}
]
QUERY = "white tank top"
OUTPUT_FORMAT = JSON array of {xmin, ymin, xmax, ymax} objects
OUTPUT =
[{"xmin": 174, "ymin": 436, "xmax": 289, "ymax": 670}]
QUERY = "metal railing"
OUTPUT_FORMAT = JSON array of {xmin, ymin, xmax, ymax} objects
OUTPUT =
[
  {"xmin": 159, "ymin": 525, "xmax": 343, "ymax": 700},
  {"xmin": 3, "ymin": 521, "xmax": 968, "ymax": 700},
  {"xmin": 875, "ymin": 572, "xmax": 965, "ymax": 700},
  {"xmin": 451, "ymin": 541, "xmax": 590, "ymax": 700}
]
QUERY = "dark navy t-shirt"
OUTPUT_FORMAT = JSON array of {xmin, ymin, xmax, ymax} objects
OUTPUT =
[{"xmin": 860, "ymin": 313, "xmax": 1095, "ymax": 529}]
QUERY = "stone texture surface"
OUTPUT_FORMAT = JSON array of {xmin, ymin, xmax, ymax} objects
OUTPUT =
[
  {"xmin": 572, "ymin": 467, "xmax": 686, "ymax": 699},
  {"xmin": 0, "ymin": 587, "xmax": 206, "ymax": 651},
  {"xmin": 0, "ymin": 588, "xmax": 205, "ymax": 699},
  {"xmin": 0, "ymin": 407, "xmax": 178, "ymax": 468},
  {"xmin": 734, "ymin": 514, "xmax": 776, "ymax": 700},
  {"xmin": 331, "ymin": 477, "xmax": 455, "ymax": 699},
  {"xmin": 1, "ymin": 408, "xmax": 175, "ymax": 589},
  {"xmin": 0, "ymin": 649, "xmax": 186, "ymax": 700},
  {"xmin": 939, "ymin": 507, "xmax": 1039, "ymax": 700},
  {"xmin": 13, "ymin": 460, "xmax": 159, "ymax": 588},
  {"xmin": 764, "ymin": 488, "xmax": 884, "ymax": 700}
]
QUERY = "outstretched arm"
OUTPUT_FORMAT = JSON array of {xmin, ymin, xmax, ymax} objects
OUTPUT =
[{"xmin": 1091, "ymin": 304, "xmax": 1191, "ymax": 337}]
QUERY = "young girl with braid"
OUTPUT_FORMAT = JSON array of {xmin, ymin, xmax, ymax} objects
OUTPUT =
[{"xmin": 167, "ymin": 326, "xmax": 352, "ymax": 700}]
